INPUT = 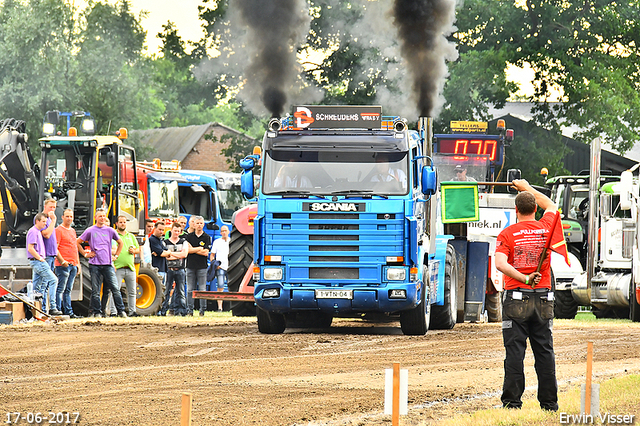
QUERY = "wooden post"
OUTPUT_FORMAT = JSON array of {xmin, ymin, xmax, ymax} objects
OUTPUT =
[
  {"xmin": 181, "ymin": 392, "xmax": 192, "ymax": 426},
  {"xmin": 585, "ymin": 342, "xmax": 593, "ymax": 414},
  {"xmin": 392, "ymin": 362, "xmax": 400, "ymax": 426}
]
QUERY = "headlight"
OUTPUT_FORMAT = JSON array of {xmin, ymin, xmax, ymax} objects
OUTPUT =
[
  {"xmin": 263, "ymin": 267, "xmax": 283, "ymax": 281},
  {"xmin": 263, "ymin": 288, "xmax": 280, "ymax": 298},
  {"xmin": 386, "ymin": 267, "xmax": 406, "ymax": 281}
]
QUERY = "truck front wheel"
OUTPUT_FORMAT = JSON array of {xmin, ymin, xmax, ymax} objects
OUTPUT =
[
  {"xmin": 257, "ymin": 306, "xmax": 286, "ymax": 334},
  {"xmin": 400, "ymin": 266, "xmax": 431, "ymax": 335},
  {"xmin": 554, "ymin": 290, "xmax": 578, "ymax": 319}
]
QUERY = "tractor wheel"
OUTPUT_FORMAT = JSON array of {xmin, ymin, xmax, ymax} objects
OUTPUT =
[
  {"xmin": 400, "ymin": 265, "xmax": 431, "ymax": 335},
  {"xmin": 554, "ymin": 290, "xmax": 578, "ymax": 319},
  {"xmin": 228, "ymin": 228, "xmax": 255, "ymax": 316},
  {"xmin": 485, "ymin": 291, "xmax": 502, "ymax": 322},
  {"xmin": 71, "ymin": 257, "xmax": 92, "ymax": 316},
  {"xmin": 430, "ymin": 244, "xmax": 457, "ymax": 329},
  {"xmin": 256, "ymin": 306, "xmax": 286, "ymax": 334},
  {"xmin": 135, "ymin": 265, "xmax": 164, "ymax": 316}
]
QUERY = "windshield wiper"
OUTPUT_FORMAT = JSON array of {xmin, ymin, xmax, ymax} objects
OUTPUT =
[
  {"xmin": 268, "ymin": 190, "xmax": 326, "ymax": 199},
  {"xmin": 329, "ymin": 190, "xmax": 388, "ymax": 199}
]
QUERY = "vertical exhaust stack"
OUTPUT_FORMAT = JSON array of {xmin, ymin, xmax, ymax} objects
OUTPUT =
[
  {"xmin": 419, "ymin": 117, "xmax": 436, "ymax": 254},
  {"xmin": 586, "ymin": 138, "xmax": 601, "ymax": 301}
]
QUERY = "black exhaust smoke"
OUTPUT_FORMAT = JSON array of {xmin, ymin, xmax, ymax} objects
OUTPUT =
[
  {"xmin": 235, "ymin": 0, "xmax": 307, "ymax": 117},
  {"xmin": 393, "ymin": 0, "xmax": 458, "ymax": 117}
]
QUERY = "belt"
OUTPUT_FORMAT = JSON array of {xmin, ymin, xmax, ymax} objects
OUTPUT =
[
  {"xmin": 507, "ymin": 288, "xmax": 550, "ymax": 294},
  {"xmin": 168, "ymin": 267, "xmax": 183, "ymax": 271}
]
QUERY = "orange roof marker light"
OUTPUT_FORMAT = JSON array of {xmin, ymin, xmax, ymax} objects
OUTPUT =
[
  {"xmin": 68, "ymin": 127, "xmax": 77, "ymax": 137},
  {"xmin": 497, "ymin": 119, "xmax": 506, "ymax": 131},
  {"xmin": 116, "ymin": 127, "xmax": 128, "ymax": 140}
]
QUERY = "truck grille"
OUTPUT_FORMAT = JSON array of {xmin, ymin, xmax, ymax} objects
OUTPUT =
[{"xmin": 263, "ymin": 202, "xmax": 404, "ymax": 284}]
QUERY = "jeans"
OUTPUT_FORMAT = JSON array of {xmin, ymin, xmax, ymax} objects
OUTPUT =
[
  {"xmin": 186, "ymin": 268, "xmax": 207, "ymax": 314},
  {"xmin": 160, "ymin": 268, "xmax": 188, "ymax": 315},
  {"xmin": 501, "ymin": 289, "xmax": 558, "ymax": 411},
  {"xmin": 116, "ymin": 267, "xmax": 137, "ymax": 315},
  {"xmin": 90, "ymin": 264, "xmax": 125, "ymax": 315},
  {"xmin": 55, "ymin": 264, "xmax": 77, "ymax": 315},
  {"xmin": 216, "ymin": 268, "xmax": 228, "ymax": 290},
  {"xmin": 32, "ymin": 256, "xmax": 58, "ymax": 311},
  {"xmin": 30, "ymin": 259, "xmax": 58, "ymax": 313}
]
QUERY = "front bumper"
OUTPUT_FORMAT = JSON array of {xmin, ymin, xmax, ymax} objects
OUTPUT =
[{"xmin": 254, "ymin": 281, "xmax": 423, "ymax": 315}]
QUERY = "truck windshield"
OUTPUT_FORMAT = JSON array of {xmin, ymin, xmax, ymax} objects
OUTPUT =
[
  {"xmin": 262, "ymin": 150, "xmax": 409, "ymax": 195},
  {"xmin": 148, "ymin": 181, "xmax": 180, "ymax": 218},
  {"xmin": 217, "ymin": 186, "xmax": 251, "ymax": 222}
]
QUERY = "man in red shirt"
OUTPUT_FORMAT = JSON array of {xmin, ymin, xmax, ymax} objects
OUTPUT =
[
  {"xmin": 55, "ymin": 209, "xmax": 82, "ymax": 318},
  {"xmin": 495, "ymin": 179, "xmax": 558, "ymax": 412}
]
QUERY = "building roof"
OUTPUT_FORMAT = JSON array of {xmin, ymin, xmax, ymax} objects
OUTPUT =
[{"xmin": 130, "ymin": 122, "xmax": 248, "ymax": 162}]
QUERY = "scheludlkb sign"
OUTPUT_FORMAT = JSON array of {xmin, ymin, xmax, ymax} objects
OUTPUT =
[{"xmin": 293, "ymin": 105, "xmax": 382, "ymax": 129}]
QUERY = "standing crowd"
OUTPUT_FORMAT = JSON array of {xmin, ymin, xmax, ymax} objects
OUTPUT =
[{"xmin": 26, "ymin": 201, "xmax": 231, "ymax": 319}]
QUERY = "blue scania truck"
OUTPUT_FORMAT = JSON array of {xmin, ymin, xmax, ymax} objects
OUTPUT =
[{"xmin": 239, "ymin": 106, "xmax": 476, "ymax": 335}]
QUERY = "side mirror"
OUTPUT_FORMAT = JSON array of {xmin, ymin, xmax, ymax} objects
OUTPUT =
[
  {"xmin": 620, "ymin": 170, "xmax": 633, "ymax": 210},
  {"xmin": 506, "ymin": 169, "xmax": 521, "ymax": 194},
  {"xmin": 421, "ymin": 165, "xmax": 437, "ymax": 196},
  {"xmin": 106, "ymin": 151, "xmax": 116, "ymax": 167},
  {"xmin": 206, "ymin": 222, "xmax": 220, "ymax": 230},
  {"xmin": 240, "ymin": 157, "xmax": 256, "ymax": 171},
  {"xmin": 241, "ymin": 169, "xmax": 255, "ymax": 199}
]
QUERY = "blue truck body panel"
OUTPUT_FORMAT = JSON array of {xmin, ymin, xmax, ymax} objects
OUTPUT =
[{"xmin": 253, "ymin": 197, "xmax": 425, "ymax": 314}]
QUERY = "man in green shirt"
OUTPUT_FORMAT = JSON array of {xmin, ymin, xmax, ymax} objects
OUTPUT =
[{"xmin": 114, "ymin": 215, "xmax": 140, "ymax": 316}]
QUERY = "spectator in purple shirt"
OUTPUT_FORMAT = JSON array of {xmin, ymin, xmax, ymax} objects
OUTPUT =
[
  {"xmin": 76, "ymin": 208, "xmax": 127, "ymax": 318},
  {"xmin": 32, "ymin": 199, "xmax": 68, "ymax": 315},
  {"xmin": 27, "ymin": 213, "xmax": 60, "ymax": 315}
]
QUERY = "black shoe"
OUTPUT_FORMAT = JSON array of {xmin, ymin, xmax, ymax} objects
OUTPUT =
[
  {"xmin": 156, "ymin": 311, "xmax": 166, "ymax": 316},
  {"xmin": 117, "ymin": 311, "xmax": 128, "ymax": 318},
  {"xmin": 49, "ymin": 309, "xmax": 63, "ymax": 316},
  {"xmin": 88, "ymin": 313, "xmax": 103, "ymax": 318},
  {"xmin": 199, "ymin": 311, "xmax": 205, "ymax": 316},
  {"xmin": 129, "ymin": 312, "xmax": 139, "ymax": 317},
  {"xmin": 70, "ymin": 314, "xmax": 83, "ymax": 319}
]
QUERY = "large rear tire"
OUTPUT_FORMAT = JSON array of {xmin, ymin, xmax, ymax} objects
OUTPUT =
[
  {"xmin": 630, "ymin": 280, "xmax": 640, "ymax": 322},
  {"xmin": 136, "ymin": 265, "xmax": 164, "ymax": 316},
  {"xmin": 430, "ymin": 244, "xmax": 457, "ymax": 329},
  {"xmin": 256, "ymin": 306, "xmax": 286, "ymax": 334},
  {"xmin": 486, "ymin": 291, "xmax": 502, "ymax": 322},
  {"xmin": 400, "ymin": 266, "xmax": 431, "ymax": 335},
  {"xmin": 228, "ymin": 228, "xmax": 255, "ymax": 316},
  {"xmin": 554, "ymin": 290, "xmax": 578, "ymax": 319},
  {"xmin": 71, "ymin": 258, "xmax": 92, "ymax": 316}
]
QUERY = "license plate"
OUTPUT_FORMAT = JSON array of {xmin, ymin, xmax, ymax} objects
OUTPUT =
[{"xmin": 315, "ymin": 289, "xmax": 353, "ymax": 299}]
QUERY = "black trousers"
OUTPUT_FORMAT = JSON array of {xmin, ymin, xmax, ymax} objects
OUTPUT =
[{"xmin": 501, "ymin": 289, "xmax": 558, "ymax": 411}]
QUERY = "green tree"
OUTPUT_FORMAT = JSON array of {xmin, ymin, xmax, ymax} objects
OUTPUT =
[
  {"xmin": 76, "ymin": 0, "xmax": 164, "ymax": 133},
  {"xmin": 0, "ymin": 0, "xmax": 164, "ymax": 149},
  {"xmin": 455, "ymin": 0, "xmax": 640, "ymax": 153},
  {"xmin": 0, "ymin": 0, "xmax": 76, "ymax": 142}
]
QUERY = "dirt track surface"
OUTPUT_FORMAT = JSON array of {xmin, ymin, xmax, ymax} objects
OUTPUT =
[{"xmin": 2, "ymin": 316, "xmax": 640, "ymax": 426}]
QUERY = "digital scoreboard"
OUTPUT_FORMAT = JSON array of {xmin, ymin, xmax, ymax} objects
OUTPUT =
[{"xmin": 434, "ymin": 135, "xmax": 504, "ymax": 165}]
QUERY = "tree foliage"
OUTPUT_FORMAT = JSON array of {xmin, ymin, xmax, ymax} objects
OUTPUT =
[
  {"xmin": 455, "ymin": 0, "xmax": 640, "ymax": 153},
  {"xmin": 1, "ymin": 0, "xmax": 638, "ymax": 174},
  {"xmin": 0, "ymin": 0, "xmax": 163, "ymax": 152}
]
